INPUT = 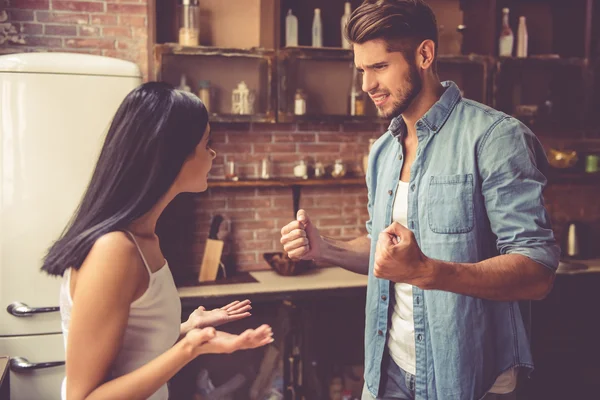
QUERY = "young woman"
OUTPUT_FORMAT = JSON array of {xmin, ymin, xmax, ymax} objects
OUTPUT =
[{"xmin": 42, "ymin": 82, "xmax": 273, "ymax": 400}]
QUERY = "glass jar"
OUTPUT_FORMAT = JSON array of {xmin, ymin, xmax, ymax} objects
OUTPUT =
[
  {"xmin": 197, "ymin": 80, "xmax": 211, "ymax": 111},
  {"xmin": 179, "ymin": 0, "xmax": 200, "ymax": 46},
  {"xmin": 294, "ymin": 89, "xmax": 306, "ymax": 115}
]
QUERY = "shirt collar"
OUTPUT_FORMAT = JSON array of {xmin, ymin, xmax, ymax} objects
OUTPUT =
[{"xmin": 387, "ymin": 81, "xmax": 462, "ymax": 140}]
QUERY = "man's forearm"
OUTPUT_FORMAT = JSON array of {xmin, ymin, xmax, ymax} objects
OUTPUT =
[
  {"xmin": 421, "ymin": 254, "xmax": 555, "ymax": 301},
  {"xmin": 319, "ymin": 235, "xmax": 371, "ymax": 275}
]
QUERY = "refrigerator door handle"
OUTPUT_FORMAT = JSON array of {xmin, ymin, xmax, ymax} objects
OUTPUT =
[
  {"xmin": 10, "ymin": 357, "xmax": 65, "ymax": 372},
  {"xmin": 6, "ymin": 301, "xmax": 59, "ymax": 317}
]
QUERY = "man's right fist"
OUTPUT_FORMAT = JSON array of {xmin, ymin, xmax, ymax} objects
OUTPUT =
[{"xmin": 280, "ymin": 209, "xmax": 322, "ymax": 261}]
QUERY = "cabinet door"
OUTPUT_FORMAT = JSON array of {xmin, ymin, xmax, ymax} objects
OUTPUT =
[{"xmin": 461, "ymin": 0, "xmax": 497, "ymax": 55}]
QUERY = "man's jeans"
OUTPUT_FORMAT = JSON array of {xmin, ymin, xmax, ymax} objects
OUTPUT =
[{"xmin": 361, "ymin": 355, "xmax": 517, "ymax": 400}]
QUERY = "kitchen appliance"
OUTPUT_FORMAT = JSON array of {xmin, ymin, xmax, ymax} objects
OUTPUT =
[{"xmin": 0, "ymin": 52, "xmax": 141, "ymax": 399}]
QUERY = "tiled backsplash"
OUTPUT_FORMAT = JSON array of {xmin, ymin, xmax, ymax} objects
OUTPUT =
[{"xmin": 158, "ymin": 123, "xmax": 600, "ymax": 284}]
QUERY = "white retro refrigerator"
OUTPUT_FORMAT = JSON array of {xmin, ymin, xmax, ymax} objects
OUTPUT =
[{"xmin": 0, "ymin": 53, "xmax": 141, "ymax": 399}]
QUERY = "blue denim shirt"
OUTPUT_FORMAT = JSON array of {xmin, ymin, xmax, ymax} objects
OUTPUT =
[{"xmin": 364, "ymin": 81, "xmax": 559, "ymax": 400}]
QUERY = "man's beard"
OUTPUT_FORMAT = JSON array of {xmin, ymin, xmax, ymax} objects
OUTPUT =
[{"xmin": 378, "ymin": 62, "xmax": 422, "ymax": 118}]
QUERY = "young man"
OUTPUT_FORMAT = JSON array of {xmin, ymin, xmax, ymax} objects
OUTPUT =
[{"xmin": 280, "ymin": 1, "xmax": 559, "ymax": 399}]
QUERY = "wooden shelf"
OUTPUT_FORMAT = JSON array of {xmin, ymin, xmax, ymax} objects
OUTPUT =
[
  {"xmin": 497, "ymin": 56, "xmax": 589, "ymax": 68},
  {"xmin": 438, "ymin": 54, "xmax": 495, "ymax": 65},
  {"xmin": 208, "ymin": 113, "xmax": 276, "ymax": 123},
  {"xmin": 208, "ymin": 177, "xmax": 365, "ymax": 188},
  {"xmin": 279, "ymin": 46, "xmax": 353, "ymax": 61},
  {"xmin": 155, "ymin": 43, "xmax": 275, "ymax": 58},
  {"xmin": 277, "ymin": 112, "xmax": 386, "ymax": 124}
]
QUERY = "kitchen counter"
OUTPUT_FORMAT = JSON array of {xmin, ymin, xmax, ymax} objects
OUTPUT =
[
  {"xmin": 178, "ymin": 266, "xmax": 367, "ymax": 306},
  {"xmin": 556, "ymin": 258, "xmax": 600, "ymax": 275}
]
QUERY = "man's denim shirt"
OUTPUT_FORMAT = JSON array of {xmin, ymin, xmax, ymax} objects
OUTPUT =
[{"xmin": 364, "ymin": 81, "xmax": 560, "ymax": 400}]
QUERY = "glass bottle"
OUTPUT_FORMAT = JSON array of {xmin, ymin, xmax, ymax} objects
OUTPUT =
[
  {"xmin": 197, "ymin": 80, "xmax": 211, "ymax": 112},
  {"xmin": 312, "ymin": 8, "xmax": 322, "ymax": 47},
  {"xmin": 341, "ymin": 2, "xmax": 352, "ymax": 49},
  {"xmin": 516, "ymin": 16, "xmax": 528, "ymax": 58},
  {"xmin": 349, "ymin": 67, "xmax": 365, "ymax": 116},
  {"xmin": 285, "ymin": 9, "xmax": 298, "ymax": 47},
  {"xmin": 179, "ymin": 0, "xmax": 200, "ymax": 47},
  {"xmin": 498, "ymin": 8, "xmax": 514, "ymax": 57}
]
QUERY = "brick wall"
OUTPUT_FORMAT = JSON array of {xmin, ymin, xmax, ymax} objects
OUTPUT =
[
  {"xmin": 158, "ymin": 122, "xmax": 380, "ymax": 283},
  {"xmin": 1, "ymin": 0, "xmax": 149, "ymax": 79},
  {"xmin": 157, "ymin": 124, "xmax": 600, "ymax": 284}
]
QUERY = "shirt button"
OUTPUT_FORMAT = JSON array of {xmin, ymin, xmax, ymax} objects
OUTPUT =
[
  {"xmin": 409, "ymin": 221, "xmax": 415, "ymax": 229},
  {"xmin": 417, "ymin": 121, "xmax": 423, "ymax": 128},
  {"xmin": 388, "ymin": 189, "xmax": 393, "ymax": 195},
  {"xmin": 417, "ymin": 334, "xmax": 423, "ymax": 341},
  {"xmin": 378, "ymin": 330, "xmax": 383, "ymax": 336},
  {"xmin": 381, "ymin": 295, "xmax": 387, "ymax": 301},
  {"xmin": 410, "ymin": 184, "xmax": 416, "ymax": 192},
  {"xmin": 398, "ymin": 154, "xmax": 403, "ymax": 161},
  {"xmin": 415, "ymin": 297, "xmax": 420, "ymax": 305}
]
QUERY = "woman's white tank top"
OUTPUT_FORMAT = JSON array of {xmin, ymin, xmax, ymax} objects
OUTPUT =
[{"xmin": 60, "ymin": 231, "xmax": 181, "ymax": 400}]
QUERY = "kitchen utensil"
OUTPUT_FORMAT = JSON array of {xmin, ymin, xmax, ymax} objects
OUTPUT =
[{"xmin": 198, "ymin": 215, "xmax": 225, "ymax": 282}]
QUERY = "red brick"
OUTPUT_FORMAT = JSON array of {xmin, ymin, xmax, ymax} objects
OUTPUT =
[
  {"xmin": 252, "ymin": 123, "xmax": 295, "ymax": 132},
  {"xmin": 242, "ymin": 133, "xmax": 273, "ymax": 144},
  {"xmin": 235, "ymin": 253, "xmax": 258, "ymax": 264},
  {"xmin": 233, "ymin": 240, "xmax": 275, "ymax": 252},
  {"xmin": 36, "ymin": 11, "xmax": 89, "ymax": 24},
  {"xmin": 222, "ymin": 210, "xmax": 258, "ymax": 221},
  {"xmin": 272, "ymin": 133, "xmax": 316, "ymax": 143},
  {"xmin": 52, "ymin": 1, "xmax": 104, "ymax": 13},
  {"xmin": 253, "ymin": 143, "xmax": 296, "ymax": 153},
  {"xmin": 66, "ymin": 38, "xmax": 115, "ymax": 49},
  {"xmin": 255, "ymin": 207, "xmax": 299, "ymax": 219},
  {"xmin": 23, "ymin": 36, "xmax": 62, "ymax": 47},
  {"xmin": 228, "ymin": 198, "xmax": 271, "ymax": 209},
  {"xmin": 119, "ymin": 15, "xmax": 146, "ymax": 28},
  {"xmin": 297, "ymin": 144, "xmax": 342, "ymax": 153},
  {"xmin": 21, "ymin": 23, "xmax": 44, "ymax": 35},
  {"xmin": 16, "ymin": 0, "xmax": 49, "ymax": 9},
  {"xmin": 45, "ymin": 24, "xmax": 77, "ymax": 36},
  {"xmin": 318, "ymin": 132, "xmax": 362, "ymax": 143},
  {"xmin": 255, "ymin": 230, "xmax": 280, "ymax": 240},
  {"xmin": 103, "ymin": 26, "xmax": 131, "ymax": 37},
  {"xmin": 90, "ymin": 14, "xmax": 118, "ymax": 25},
  {"xmin": 78, "ymin": 25, "xmax": 100, "ymax": 36},
  {"xmin": 233, "ymin": 220, "xmax": 276, "ymax": 230},
  {"xmin": 211, "ymin": 122, "xmax": 250, "ymax": 131},
  {"xmin": 131, "ymin": 27, "xmax": 147, "ymax": 38},
  {"xmin": 8, "ymin": 10, "xmax": 35, "ymax": 21},
  {"xmin": 106, "ymin": 3, "xmax": 147, "ymax": 14},
  {"xmin": 298, "ymin": 122, "xmax": 341, "ymax": 132}
]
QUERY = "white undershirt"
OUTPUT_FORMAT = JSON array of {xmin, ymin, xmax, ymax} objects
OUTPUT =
[{"xmin": 386, "ymin": 180, "xmax": 517, "ymax": 394}]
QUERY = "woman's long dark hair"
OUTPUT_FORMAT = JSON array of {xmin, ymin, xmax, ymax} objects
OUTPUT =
[{"xmin": 42, "ymin": 82, "xmax": 209, "ymax": 276}]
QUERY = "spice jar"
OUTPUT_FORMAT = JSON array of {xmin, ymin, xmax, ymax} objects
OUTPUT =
[
  {"xmin": 197, "ymin": 80, "xmax": 211, "ymax": 111},
  {"xmin": 179, "ymin": 0, "xmax": 200, "ymax": 46},
  {"xmin": 293, "ymin": 160, "xmax": 308, "ymax": 179},
  {"xmin": 294, "ymin": 89, "xmax": 306, "ymax": 115}
]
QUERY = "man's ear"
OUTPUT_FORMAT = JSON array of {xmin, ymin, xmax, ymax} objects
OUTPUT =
[{"xmin": 419, "ymin": 39, "xmax": 436, "ymax": 70}]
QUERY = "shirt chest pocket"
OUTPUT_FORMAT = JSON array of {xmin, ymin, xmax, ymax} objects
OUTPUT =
[{"xmin": 427, "ymin": 174, "xmax": 474, "ymax": 234}]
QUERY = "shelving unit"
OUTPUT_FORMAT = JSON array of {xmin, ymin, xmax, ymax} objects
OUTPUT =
[{"xmin": 154, "ymin": 44, "xmax": 277, "ymax": 123}]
